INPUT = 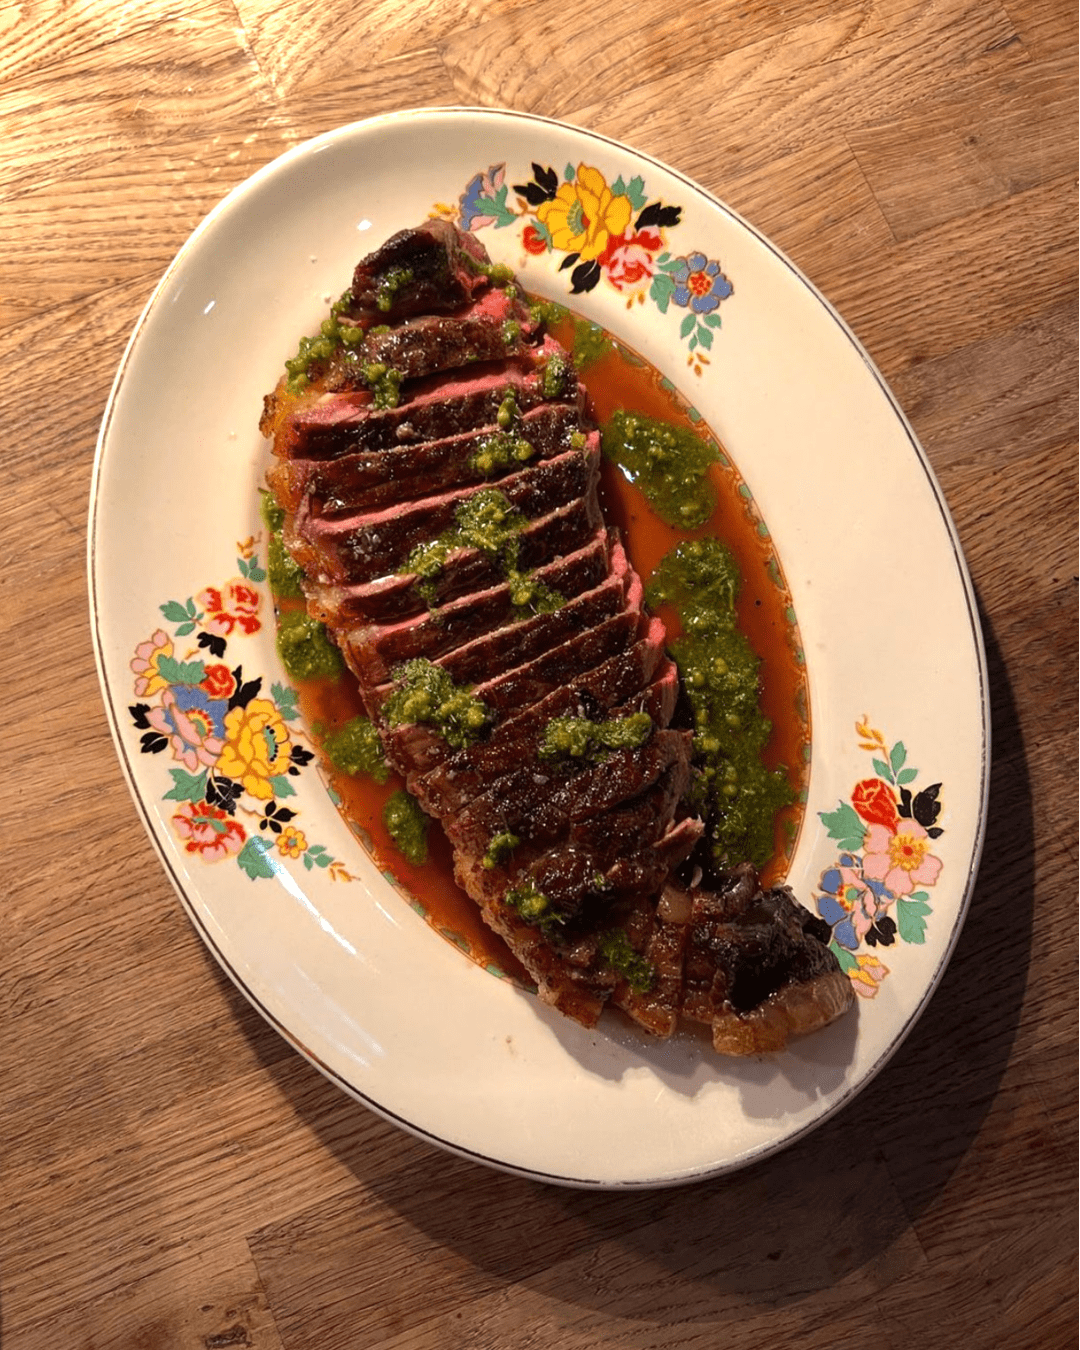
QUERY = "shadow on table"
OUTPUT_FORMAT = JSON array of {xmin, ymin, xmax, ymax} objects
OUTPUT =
[{"xmin": 229, "ymin": 604, "xmax": 1031, "ymax": 1315}]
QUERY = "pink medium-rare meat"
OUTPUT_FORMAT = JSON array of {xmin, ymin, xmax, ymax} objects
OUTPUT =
[
  {"xmin": 269, "ymin": 401, "xmax": 587, "ymax": 519},
  {"xmin": 262, "ymin": 220, "xmax": 855, "ymax": 1053}
]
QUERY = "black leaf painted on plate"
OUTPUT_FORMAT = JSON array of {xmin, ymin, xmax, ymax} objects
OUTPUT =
[
  {"xmin": 129, "ymin": 703, "xmax": 151, "ymax": 729},
  {"xmin": 206, "ymin": 774, "xmax": 243, "ymax": 814},
  {"xmin": 559, "ymin": 252, "xmax": 581, "ymax": 272},
  {"xmin": 535, "ymin": 163, "xmax": 558, "ymax": 194},
  {"xmin": 290, "ymin": 745, "xmax": 315, "ymax": 766},
  {"xmin": 912, "ymin": 784, "xmax": 942, "ymax": 828},
  {"xmin": 570, "ymin": 260, "xmax": 602, "ymax": 294},
  {"xmin": 927, "ymin": 826, "xmax": 944, "ymax": 839},
  {"xmin": 898, "ymin": 787, "xmax": 913, "ymax": 819},
  {"xmin": 865, "ymin": 916, "xmax": 897, "ymax": 948},
  {"xmin": 513, "ymin": 181, "xmax": 551, "ymax": 206},
  {"xmin": 635, "ymin": 202, "xmax": 682, "ymax": 230},
  {"xmin": 197, "ymin": 631, "xmax": 227, "ymax": 659},
  {"xmin": 228, "ymin": 668, "xmax": 262, "ymax": 710},
  {"xmin": 140, "ymin": 731, "xmax": 168, "ymax": 754}
]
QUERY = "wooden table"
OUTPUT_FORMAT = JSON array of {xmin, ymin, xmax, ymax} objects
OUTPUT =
[{"xmin": 2, "ymin": 2, "xmax": 1076, "ymax": 1347}]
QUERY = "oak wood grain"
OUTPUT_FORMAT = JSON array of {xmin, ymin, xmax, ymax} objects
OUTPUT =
[{"xmin": 0, "ymin": 0, "xmax": 1075, "ymax": 1346}]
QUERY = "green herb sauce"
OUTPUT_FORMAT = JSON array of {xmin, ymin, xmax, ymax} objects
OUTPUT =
[
  {"xmin": 469, "ymin": 430, "xmax": 535, "ymax": 477},
  {"xmin": 540, "ymin": 350, "xmax": 575, "ymax": 400},
  {"xmin": 403, "ymin": 489, "xmax": 565, "ymax": 616},
  {"xmin": 504, "ymin": 880, "xmax": 563, "ymax": 936},
  {"xmin": 482, "ymin": 831, "xmax": 520, "ymax": 870},
  {"xmin": 646, "ymin": 538, "xmax": 793, "ymax": 869},
  {"xmin": 601, "ymin": 410, "xmax": 719, "ymax": 528},
  {"xmin": 382, "ymin": 658, "xmax": 490, "ymax": 748},
  {"xmin": 598, "ymin": 929, "xmax": 655, "ymax": 994},
  {"xmin": 361, "ymin": 361, "xmax": 403, "ymax": 409},
  {"xmin": 323, "ymin": 716, "xmax": 389, "ymax": 784},
  {"xmin": 505, "ymin": 570, "xmax": 564, "ymax": 615},
  {"xmin": 382, "ymin": 789, "xmax": 429, "ymax": 865},
  {"xmin": 283, "ymin": 289, "xmax": 360, "ymax": 395},
  {"xmin": 528, "ymin": 298, "xmax": 569, "ymax": 329},
  {"xmin": 275, "ymin": 609, "xmax": 344, "ymax": 682},
  {"xmin": 571, "ymin": 318, "xmax": 613, "ymax": 371},
  {"xmin": 267, "ymin": 532, "xmax": 305, "ymax": 599},
  {"xmin": 538, "ymin": 711, "xmax": 653, "ymax": 762},
  {"xmin": 496, "ymin": 390, "xmax": 519, "ymax": 430},
  {"xmin": 375, "ymin": 266, "xmax": 414, "ymax": 312},
  {"xmin": 259, "ymin": 489, "xmax": 285, "ymax": 533}
]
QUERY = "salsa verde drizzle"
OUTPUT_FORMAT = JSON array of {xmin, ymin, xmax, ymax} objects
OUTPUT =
[{"xmin": 645, "ymin": 538, "xmax": 794, "ymax": 870}]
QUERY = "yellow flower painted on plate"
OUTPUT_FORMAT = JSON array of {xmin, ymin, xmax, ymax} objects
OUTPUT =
[
  {"xmin": 537, "ymin": 164, "xmax": 633, "ymax": 263},
  {"xmin": 276, "ymin": 826, "xmax": 308, "ymax": 858},
  {"xmin": 218, "ymin": 698, "xmax": 292, "ymax": 799}
]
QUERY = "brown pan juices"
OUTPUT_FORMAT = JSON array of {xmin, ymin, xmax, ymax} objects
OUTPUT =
[{"xmin": 273, "ymin": 315, "xmax": 809, "ymax": 983}]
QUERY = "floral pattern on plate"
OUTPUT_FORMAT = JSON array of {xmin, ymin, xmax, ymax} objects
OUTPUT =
[
  {"xmin": 127, "ymin": 535, "xmax": 355, "ymax": 884},
  {"xmin": 815, "ymin": 719, "xmax": 943, "ymax": 998},
  {"xmin": 444, "ymin": 160, "xmax": 733, "ymax": 375}
]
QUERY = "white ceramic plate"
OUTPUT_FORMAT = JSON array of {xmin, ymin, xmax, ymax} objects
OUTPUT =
[{"xmin": 89, "ymin": 108, "xmax": 988, "ymax": 1188}]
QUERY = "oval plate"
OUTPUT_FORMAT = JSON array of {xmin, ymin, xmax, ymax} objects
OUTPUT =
[{"xmin": 89, "ymin": 108, "xmax": 989, "ymax": 1188}]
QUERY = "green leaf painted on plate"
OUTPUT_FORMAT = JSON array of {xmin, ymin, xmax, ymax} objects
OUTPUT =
[
  {"xmin": 163, "ymin": 768, "xmax": 208, "ymax": 803},
  {"xmin": 819, "ymin": 801, "xmax": 866, "ymax": 852},
  {"xmin": 896, "ymin": 896, "xmax": 931, "ymax": 944},
  {"xmin": 156, "ymin": 655, "xmax": 206, "ymax": 686},
  {"xmin": 237, "ymin": 836, "xmax": 276, "ymax": 880},
  {"xmin": 271, "ymin": 682, "xmax": 300, "ymax": 721},
  {"xmin": 830, "ymin": 941, "xmax": 858, "ymax": 973}
]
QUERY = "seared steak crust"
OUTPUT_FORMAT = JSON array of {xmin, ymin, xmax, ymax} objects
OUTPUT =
[{"xmin": 262, "ymin": 222, "xmax": 854, "ymax": 1053}]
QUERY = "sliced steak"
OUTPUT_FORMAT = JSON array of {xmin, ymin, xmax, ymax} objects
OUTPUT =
[
  {"xmin": 269, "ymin": 401, "xmax": 586, "ymax": 516},
  {"xmin": 260, "ymin": 218, "xmax": 852, "ymax": 1056},
  {"xmin": 288, "ymin": 438, "xmax": 599, "ymax": 584},
  {"xmin": 375, "ymin": 605, "xmax": 651, "ymax": 774},
  {"xmin": 345, "ymin": 218, "xmax": 493, "ymax": 321},
  {"xmin": 276, "ymin": 345, "xmax": 577, "ymax": 461},
  {"xmin": 446, "ymin": 729, "xmax": 693, "ymax": 858},
  {"xmin": 410, "ymin": 664, "xmax": 679, "ymax": 814},
  {"xmin": 436, "ymin": 559, "xmax": 636, "ymax": 692},
  {"xmin": 308, "ymin": 518, "xmax": 609, "ymax": 628},
  {"xmin": 338, "ymin": 522, "xmax": 612, "ymax": 686},
  {"xmin": 358, "ymin": 287, "xmax": 540, "ymax": 381}
]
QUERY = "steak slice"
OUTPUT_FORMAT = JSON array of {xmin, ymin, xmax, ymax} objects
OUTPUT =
[
  {"xmin": 275, "ymin": 346, "xmax": 577, "ymax": 461},
  {"xmin": 308, "ymin": 519, "xmax": 609, "ymax": 628},
  {"xmin": 337, "ymin": 522, "xmax": 612, "ymax": 686},
  {"xmin": 376, "ymin": 604, "xmax": 650, "ymax": 775},
  {"xmin": 357, "ymin": 288, "xmax": 540, "ymax": 381},
  {"xmin": 268, "ymin": 401, "xmax": 586, "ymax": 517},
  {"xmin": 345, "ymin": 218, "xmax": 493, "ymax": 321},
  {"xmin": 445, "ymin": 729, "xmax": 693, "ymax": 858},
  {"xmin": 287, "ymin": 438, "xmax": 600, "ymax": 584},
  {"xmin": 410, "ymin": 663, "xmax": 679, "ymax": 813}
]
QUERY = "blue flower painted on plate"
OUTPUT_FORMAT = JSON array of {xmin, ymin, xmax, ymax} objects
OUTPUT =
[{"xmin": 670, "ymin": 252, "xmax": 733, "ymax": 314}]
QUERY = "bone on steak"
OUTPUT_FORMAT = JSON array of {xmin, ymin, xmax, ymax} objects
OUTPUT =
[{"xmin": 261, "ymin": 220, "xmax": 854, "ymax": 1053}]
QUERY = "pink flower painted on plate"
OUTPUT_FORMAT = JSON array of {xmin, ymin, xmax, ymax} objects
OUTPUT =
[
  {"xmin": 146, "ymin": 686, "xmax": 226, "ymax": 772},
  {"xmin": 131, "ymin": 629, "xmax": 174, "ymax": 697},
  {"xmin": 197, "ymin": 579, "xmax": 261, "ymax": 637},
  {"xmin": 597, "ymin": 227, "xmax": 662, "ymax": 291},
  {"xmin": 862, "ymin": 819, "xmax": 943, "ymax": 897},
  {"xmin": 172, "ymin": 799, "xmax": 246, "ymax": 862},
  {"xmin": 849, "ymin": 953, "xmax": 889, "ymax": 999}
]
